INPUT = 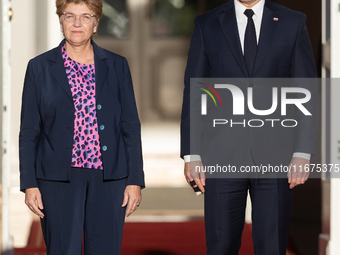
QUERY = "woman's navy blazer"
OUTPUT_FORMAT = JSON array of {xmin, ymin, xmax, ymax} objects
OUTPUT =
[{"xmin": 19, "ymin": 40, "xmax": 144, "ymax": 191}]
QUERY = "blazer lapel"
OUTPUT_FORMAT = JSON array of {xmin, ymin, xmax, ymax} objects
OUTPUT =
[
  {"xmin": 48, "ymin": 40, "xmax": 72, "ymax": 99},
  {"xmin": 218, "ymin": 1, "xmax": 248, "ymax": 77},
  {"xmin": 93, "ymin": 41, "xmax": 108, "ymax": 98},
  {"xmin": 47, "ymin": 40, "xmax": 109, "ymax": 100},
  {"xmin": 251, "ymin": 1, "xmax": 278, "ymax": 77}
]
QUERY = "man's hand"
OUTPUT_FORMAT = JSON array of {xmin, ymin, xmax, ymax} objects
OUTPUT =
[
  {"xmin": 25, "ymin": 187, "xmax": 44, "ymax": 218},
  {"xmin": 288, "ymin": 157, "xmax": 310, "ymax": 189},
  {"xmin": 122, "ymin": 185, "xmax": 142, "ymax": 217},
  {"xmin": 184, "ymin": 161, "xmax": 205, "ymax": 193}
]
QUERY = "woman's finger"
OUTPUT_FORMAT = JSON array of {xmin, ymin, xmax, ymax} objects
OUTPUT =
[
  {"xmin": 28, "ymin": 202, "xmax": 44, "ymax": 218},
  {"xmin": 122, "ymin": 193, "xmax": 129, "ymax": 207}
]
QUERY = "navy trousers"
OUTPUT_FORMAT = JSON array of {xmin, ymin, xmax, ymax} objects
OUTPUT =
[
  {"xmin": 38, "ymin": 168, "xmax": 127, "ymax": 255},
  {"xmin": 204, "ymin": 154, "xmax": 293, "ymax": 255}
]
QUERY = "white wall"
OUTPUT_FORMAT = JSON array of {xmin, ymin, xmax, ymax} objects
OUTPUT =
[
  {"xmin": 10, "ymin": 0, "xmax": 62, "ymax": 186},
  {"xmin": 329, "ymin": 0, "xmax": 340, "ymax": 253},
  {"xmin": 10, "ymin": 0, "xmax": 36, "ymax": 186},
  {"xmin": 9, "ymin": 0, "xmax": 62, "ymax": 247}
]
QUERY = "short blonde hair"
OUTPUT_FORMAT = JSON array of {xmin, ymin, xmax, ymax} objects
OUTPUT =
[{"xmin": 56, "ymin": 0, "xmax": 102, "ymax": 19}]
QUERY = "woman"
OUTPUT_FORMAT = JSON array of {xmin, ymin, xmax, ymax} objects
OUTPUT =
[{"xmin": 19, "ymin": 0, "xmax": 144, "ymax": 254}]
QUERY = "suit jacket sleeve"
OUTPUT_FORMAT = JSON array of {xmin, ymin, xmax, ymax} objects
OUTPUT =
[
  {"xmin": 19, "ymin": 60, "xmax": 41, "ymax": 191},
  {"xmin": 291, "ymin": 14, "xmax": 319, "ymax": 156},
  {"xmin": 181, "ymin": 17, "xmax": 210, "ymax": 158},
  {"xmin": 121, "ymin": 58, "xmax": 145, "ymax": 187}
]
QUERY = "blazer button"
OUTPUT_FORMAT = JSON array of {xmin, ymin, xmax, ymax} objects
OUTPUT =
[
  {"xmin": 97, "ymin": 104, "xmax": 102, "ymax": 110},
  {"xmin": 102, "ymin": 145, "xmax": 107, "ymax": 151},
  {"xmin": 100, "ymin": 125, "xmax": 105, "ymax": 130}
]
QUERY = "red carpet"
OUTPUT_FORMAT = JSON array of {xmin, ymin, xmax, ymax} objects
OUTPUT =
[
  {"xmin": 13, "ymin": 220, "xmax": 259, "ymax": 255},
  {"xmin": 121, "ymin": 221, "xmax": 254, "ymax": 255}
]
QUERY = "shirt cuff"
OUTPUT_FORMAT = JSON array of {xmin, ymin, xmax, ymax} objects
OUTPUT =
[
  {"xmin": 293, "ymin": 152, "xmax": 311, "ymax": 160},
  {"xmin": 184, "ymin": 155, "xmax": 202, "ymax": 163},
  {"xmin": 185, "ymin": 153, "xmax": 310, "ymax": 162}
]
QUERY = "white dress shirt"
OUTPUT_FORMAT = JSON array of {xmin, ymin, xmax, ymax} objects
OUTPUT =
[
  {"xmin": 184, "ymin": 0, "xmax": 311, "ymax": 163},
  {"xmin": 234, "ymin": 0, "xmax": 265, "ymax": 54}
]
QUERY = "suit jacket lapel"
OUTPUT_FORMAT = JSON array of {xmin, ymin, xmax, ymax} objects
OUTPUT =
[
  {"xmin": 48, "ymin": 40, "xmax": 72, "ymax": 99},
  {"xmin": 218, "ymin": 1, "xmax": 248, "ymax": 77},
  {"xmin": 252, "ymin": 1, "xmax": 278, "ymax": 76},
  {"xmin": 93, "ymin": 41, "xmax": 108, "ymax": 98},
  {"xmin": 47, "ymin": 40, "xmax": 108, "ymax": 100}
]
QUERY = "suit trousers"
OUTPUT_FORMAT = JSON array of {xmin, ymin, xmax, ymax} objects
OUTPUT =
[
  {"xmin": 204, "ymin": 154, "xmax": 293, "ymax": 255},
  {"xmin": 38, "ymin": 167, "xmax": 127, "ymax": 255}
]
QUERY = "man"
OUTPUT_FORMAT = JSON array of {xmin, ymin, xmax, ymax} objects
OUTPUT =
[{"xmin": 180, "ymin": 0, "xmax": 318, "ymax": 254}]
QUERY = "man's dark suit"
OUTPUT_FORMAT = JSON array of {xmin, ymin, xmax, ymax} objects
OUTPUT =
[{"xmin": 180, "ymin": 0, "xmax": 318, "ymax": 254}]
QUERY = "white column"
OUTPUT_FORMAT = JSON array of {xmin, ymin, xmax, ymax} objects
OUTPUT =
[
  {"xmin": 2, "ymin": 0, "xmax": 13, "ymax": 253},
  {"xmin": 9, "ymin": 0, "xmax": 62, "ymax": 248},
  {"xmin": 329, "ymin": 0, "xmax": 340, "ymax": 254},
  {"xmin": 329, "ymin": 86, "xmax": 340, "ymax": 254},
  {"xmin": 330, "ymin": 0, "xmax": 340, "ymax": 77}
]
